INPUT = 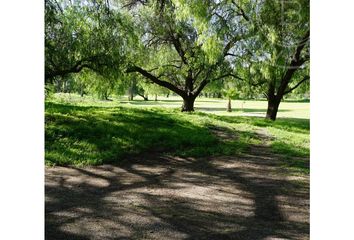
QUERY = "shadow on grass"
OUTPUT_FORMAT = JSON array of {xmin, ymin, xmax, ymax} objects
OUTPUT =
[
  {"xmin": 45, "ymin": 102, "xmax": 309, "ymax": 172},
  {"xmin": 46, "ymin": 102, "xmax": 221, "ymax": 165},
  {"xmin": 46, "ymin": 102, "xmax": 248, "ymax": 166},
  {"xmin": 208, "ymin": 114, "xmax": 309, "ymax": 134},
  {"xmin": 119, "ymin": 99, "xmax": 224, "ymax": 106},
  {"xmin": 271, "ymin": 142, "xmax": 310, "ymax": 174},
  {"xmin": 196, "ymin": 107, "xmax": 290, "ymax": 113}
]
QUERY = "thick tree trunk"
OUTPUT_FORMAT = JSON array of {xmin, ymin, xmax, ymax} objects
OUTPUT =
[
  {"xmin": 181, "ymin": 96, "xmax": 196, "ymax": 112},
  {"xmin": 266, "ymin": 97, "xmax": 281, "ymax": 121},
  {"xmin": 227, "ymin": 97, "xmax": 232, "ymax": 112}
]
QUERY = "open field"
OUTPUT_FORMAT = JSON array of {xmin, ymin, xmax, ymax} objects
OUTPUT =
[{"xmin": 52, "ymin": 93, "xmax": 310, "ymax": 119}]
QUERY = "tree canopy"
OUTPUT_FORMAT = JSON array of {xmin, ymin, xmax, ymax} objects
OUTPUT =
[
  {"xmin": 45, "ymin": 0, "xmax": 137, "ymax": 82},
  {"xmin": 45, "ymin": 0, "xmax": 310, "ymax": 120}
]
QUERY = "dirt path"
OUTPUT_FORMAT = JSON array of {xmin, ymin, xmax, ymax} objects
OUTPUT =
[{"xmin": 46, "ymin": 130, "xmax": 309, "ymax": 240}]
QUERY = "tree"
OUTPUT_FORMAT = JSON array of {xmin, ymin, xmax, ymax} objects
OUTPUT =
[
  {"xmin": 222, "ymin": 79, "xmax": 240, "ymax": 112},
  {"xmin": 125, "ymin": 0, "xmax": 253, "ymax": 111},
  {"xmin": 45, "ymin": 0, "xmax": 135, "ymax": 83},
  {"xmin": 237, "ymin": 0, "xmax": 310, "ymax": 120},
  {"xmin": 45, "ymin": 0, "xmax": 309, "ymax": 118}
]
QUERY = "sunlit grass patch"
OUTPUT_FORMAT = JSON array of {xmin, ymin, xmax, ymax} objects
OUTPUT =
[{"xmin": 45, "ymin": 95, "xmax": 309, "ymax": 175}]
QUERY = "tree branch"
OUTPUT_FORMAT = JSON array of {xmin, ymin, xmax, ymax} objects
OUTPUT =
[
  {"xmin": 45, "ymin": 54, "xmax": 107, "ymax": 82},
  {"xmin": 283, "ymin": 76, "xmax": 309, "ymax": 95},
  {"xmin": 277, "ymin": 30, "xmax": 310, "ymax": 96},
  {"xmin": 126, "ymin": 65, "xmax": 186, "ymax": 97},
  {"xmin": 231, "ymin": 0, "xmax": 250, "ymax": 21},
  {"xmin": 192, "ymin": 73, "xmax": 244, "ymax": 96}
]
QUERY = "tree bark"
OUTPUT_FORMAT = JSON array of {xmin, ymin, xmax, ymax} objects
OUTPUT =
[
  {"xmin": 181, "ymin": 96, "xmax": 196, "ymax": 112},
  {"xmin": 266, "ymin": 97, "xmax": 281, "ymax": 121}
]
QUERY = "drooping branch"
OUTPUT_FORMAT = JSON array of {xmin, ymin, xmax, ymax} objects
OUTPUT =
[
  {"xmin": 127, "ymin": 65, "xmax": 186, "ymax": 97},
  {"xmin": 46, "ymin": 54, "xmax": 109, "ymax": 83},
  {"xmin": 45, "ymin": 60, "xmax": 92, "ymax": 83},
  {"xmin": 283, "ymin": 76, "xmax": 309, "ymax": 95}
]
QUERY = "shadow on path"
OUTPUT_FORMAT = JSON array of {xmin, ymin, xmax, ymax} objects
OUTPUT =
[{"xmin": 46, "ymin": 132, "xmax": 309, "ymax": 240}]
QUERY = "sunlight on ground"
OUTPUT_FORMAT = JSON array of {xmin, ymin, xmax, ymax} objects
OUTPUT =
[{"xmin": 53, "ymin": 93, "xmax": 310, "ymax": 119}]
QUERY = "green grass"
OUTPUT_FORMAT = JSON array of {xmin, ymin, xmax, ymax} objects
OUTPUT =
[
  {"xmin": 45, "ymin": 94, "xmax": 309, "ymax": 174},
  {"xmin": 53, "ymin": 93, "xmax": 310, "ymax": 119}
]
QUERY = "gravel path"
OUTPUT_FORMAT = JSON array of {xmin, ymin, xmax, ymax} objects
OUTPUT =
[{"xmin": 46, "ymin": 131, "xmax": 309, "ymax": 240}]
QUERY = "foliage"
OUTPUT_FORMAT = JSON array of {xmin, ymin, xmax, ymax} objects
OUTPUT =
[
  {"xmin": 45, "ymin": 0, "xmax": 137, "ymax": 82},
  {"xmin": 45, "ymin": 0, "xmax": 310, "ymax": 117},
  {"xmin": 123, "ymin": 0, "xmax": 256, "ymax": 110},
  {"xmin": 234, "ymin": 0, "xmax": 310, "ymax": 100}
]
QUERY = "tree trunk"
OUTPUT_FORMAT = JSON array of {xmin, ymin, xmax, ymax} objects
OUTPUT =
[
  {"xmin": 155, "ymin": 94, "xmax": 157, "ymax": 101},
  {"xmin": 266, "ymin": 97, "xmax": 281, "ymax": 121},
  {"xmin": 128, "ymin": 92, "xmax": 133, "ymax": 101},
  {"xmin": 227, "ymin": 97, "xmax": 232, "ymax": 112},
  {"xmin": 181, "ymin": 96, "xmax": 196, "ymax": 112},
  {"xmin": 104, "ymin": 92, "xmax": 109, "ymax": 101}
]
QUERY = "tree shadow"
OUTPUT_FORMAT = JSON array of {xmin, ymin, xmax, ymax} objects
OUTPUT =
[
  {"xmin": 46, "ymin": 143, "xmax": 309, "ymax": 239},
  {"xmin": 45, "ymin": 102, "xmax": 309, "ymax": 239},
  {"xmin": 45, "ymin": 102, "xmax": 219, "ymax": 165},
  {"xmin": 196, "ymin": 107, "xmax": 290, "ymax": 114},
  {"xmin": 208, "ymin": 114, "xmax": 309, "ymax": 134},
  {"xmin": 119, "ymin": 99, "xmax": 224, "ymax": 104}
]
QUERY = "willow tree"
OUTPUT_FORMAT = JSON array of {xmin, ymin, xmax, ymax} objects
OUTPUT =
[
  {"xmin": 125, "ymin": 0, "xmax": 253, "ymax": 111},
  {"xmin": 45, "ymin": 0, "xmax": 136, "ymax": 83},
  {"xmin": 236, "ymin": 0, "xmax": 310, "ymax": 120}
]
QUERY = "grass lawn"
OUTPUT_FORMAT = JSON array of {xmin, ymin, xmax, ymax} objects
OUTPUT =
[
  {"xmin": 53, "ymin": 93, "xmax": 310, "ymax": 119},
  {"xmin": 45, "ymin": 93, "xmax": 309, "ymax": 174}
]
